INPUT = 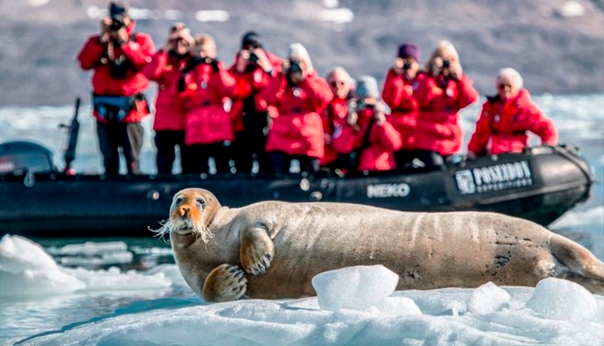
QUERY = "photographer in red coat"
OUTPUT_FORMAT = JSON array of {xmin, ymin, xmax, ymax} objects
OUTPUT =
[
  {"xmin": 381, "ymin": 43, "xmax": 424, "ymax": 172},
  {"xmin": 321, "ymin": 66, "xmax": 355, "ymax": 173},
  {"xmin": 412, "ymin": 40, "xmax": 479, "ymax": 171},
  {"xmin": 332, "ymin": 76, "xmax": 403, "ymax": 173},
  {"xmin": 467, "ymin": 67, "xmax": 558, "ymax": 157},
  {"xmin": 229, "ymin": 32, "xmax": 282, "ymax": 175},
  {"xmin": 179, "ymin": 34, "xmax": 237, "ymax": 174},
  {"xmin": 77, "ymin": 1, "xmax": 155, "ymax": 175},
  {"xmin": 260, "ymin": 43, "xmax": 333, "ymax": 176},
  {"xmin": 143, "ymin": 23, "xmax": 194, "ymax": 174}
]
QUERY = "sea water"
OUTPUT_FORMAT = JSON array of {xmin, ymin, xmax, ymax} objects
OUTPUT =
[{"xmin": 0, "ymin": 94, "xmax": 603, "ymax": 344}]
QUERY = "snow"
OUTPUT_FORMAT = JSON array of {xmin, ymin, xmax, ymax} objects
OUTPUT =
[{"xmin": 2, "ymin": 235, "xmax": 603, "ymax": 346}]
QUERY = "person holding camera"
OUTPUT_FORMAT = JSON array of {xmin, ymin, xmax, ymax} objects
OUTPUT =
[
  {"xmin": 178, "ymin": 34, "xmax": 237, "ymax": 175},
  {"xmin": 228, "ymin": 32, "xmax": 282, "ymax": 175},
  {"xmin": 259, "ymin": 43, "xmax": 333, "ymax": 176},
  {"xmin": 411, "ymin": 40, "xmax": 479, "ymax": 171},
  {"xmin": 143, "ymin": 23, "xmax": 195, "ymax": 175},
  {"xmin": 331, "ymin": 76, "xmax": 403, "ymax": 173},
  {"xmin": 381, "ymin": 43, "xmax": 425, "ymax": 172},
  {"xmin": 321, "ymin": 66, "xmax": 355, "ymax": 174},
  {"xmin": 77, "ymin": 1, "xmax": 155, "ymax": 175},
  {"xmin": 467, "ymin": 67, "xmax": 557, "ymax": 157}
]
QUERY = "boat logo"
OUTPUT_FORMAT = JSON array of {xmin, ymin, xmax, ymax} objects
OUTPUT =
[
  {"xmin": 455, "ymin": 160, "xmax": 533, "ymax": 195},
  {"xmin": 367, "ymin": 183, "xmax": 410, "ymax": 198}
]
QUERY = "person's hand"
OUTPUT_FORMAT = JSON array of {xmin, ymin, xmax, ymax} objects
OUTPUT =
[
  {"xmin": 373, "ymin": 101, "xmax": 387, "ymax": 125},
  {"xmin": 393, "ymin": 57, "xmax": 405, "ymax": 75},
  {"xmin": 112, "ymin": 26, "xmax": 129, "ymax": 46},
  {"xmin": 99, "ymin": 17, "xmax": 111, "ymax": 43},
  {"xmin": 235, "ymin": 49, "xmax": 250, "ymax": 73},
  {"xmin": 252, "ymin": 48, "xmax": 272, "ymax": 73},
  {"xmin": 448, "ymin": 62, "xmax": 463, "ymax": 80}
]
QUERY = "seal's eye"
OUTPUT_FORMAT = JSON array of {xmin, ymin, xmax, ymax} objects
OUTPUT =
[
  {"xmin": 196, "ymin": 197, "xmax": 206, "ymax": 207},
  {"xmin": 174, "ymin": 197, "xmax": 183, "ymax": 205}
]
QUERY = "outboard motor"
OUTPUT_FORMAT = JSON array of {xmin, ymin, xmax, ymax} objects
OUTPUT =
[{"xmin": 0, "ymin": 141, "xmax": 56, "ymax": 174}]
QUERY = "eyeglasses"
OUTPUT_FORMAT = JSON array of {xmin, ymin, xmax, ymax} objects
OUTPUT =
[
  {"xmin": 329, "ymin": 81, "xmax": 346, "ymax": 88},
  {"xmin": 497, "ymin": 83, "xmax": 512, "ymax": 90}
]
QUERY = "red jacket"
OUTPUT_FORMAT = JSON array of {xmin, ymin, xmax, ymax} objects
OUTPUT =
[
  {"xmin": 412, "ymin": 73, "xmax": 479, "ymax": 155},
  {"xmin": 77, "ymin": 21, "xmax": 154, "ymax": 123},
  {"xmin": 143, "ymin": 50, "xmax": 190, "ymax": 131},
  {"xmin": 261, "ymin": 71, "xmax": 333, "ymax": 159},
  {"xmin": 228, "ymin": 51, "xmax": 282, "ymax": 133},
  {"xmin": 381, "ymin": 69, "xmax": 424, "ymax": 149},
  {"xmin": 467, "ymin": 89, "xmax": 558, "ymax": 156},
  {"xmin": 321, "ymin": 97, "xmax": 350, "ymax": 166},
  {"xmin": 180, "ymin": 61, "xmax": 237, "ymax": 145},
  {"xmin": 332, "ymin": 108, "xmax": 403, "ymax": 172}
]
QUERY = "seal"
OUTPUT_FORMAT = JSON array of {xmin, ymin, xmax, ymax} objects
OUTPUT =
[{"xmin": 157, "ymin": 188, "xmax": 604, "ymax": 302}]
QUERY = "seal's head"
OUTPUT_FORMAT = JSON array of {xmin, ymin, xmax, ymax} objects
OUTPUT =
[{"xmin": 155, "ymin": 188, "xmax": 221, "ymax": 243}]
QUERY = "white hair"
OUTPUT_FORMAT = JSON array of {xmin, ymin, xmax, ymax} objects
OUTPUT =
[
  {"xmin": 288, "ymin": 43, "xmax": 314, "ymax": 73},
  {"xmin": 497, "ymin": 67, "xmax": 524, "ymax": 89}
]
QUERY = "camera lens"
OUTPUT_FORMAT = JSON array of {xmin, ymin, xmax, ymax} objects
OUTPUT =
[
  {"xmin": 403, "ymin": 62, "xmax": 412, "ymax": 70},
  {"xmin": 249, "ymin": 52, "xmax": 259, "ymax": 62},
  {"xmin": 442, "ymin": 59, "xmax": 450, "ymax": 68}
]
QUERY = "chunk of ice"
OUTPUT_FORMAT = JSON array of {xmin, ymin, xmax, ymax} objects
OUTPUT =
[
  {"xmin": 526, "ymin": 278, "xmax": 597, "ymax": 321},
  {"xmin": 467, "ymin": 282, "xmax": 510, "ymax": 315},
  {"xmin": 311, "ymin": 265, "xmax": 399, "ymax": 311}
]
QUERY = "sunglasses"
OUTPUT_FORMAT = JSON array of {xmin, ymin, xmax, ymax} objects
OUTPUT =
[
  {"xmin": 329, "ymin": 81, "xmax": 346, "ymax": 88},
  {"xmin": 497, "ymin": 83, "xmax": 512, "ymax": 90}
]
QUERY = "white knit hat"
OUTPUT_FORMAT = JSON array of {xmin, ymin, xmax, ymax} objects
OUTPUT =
[
  {"xmin": 288, "ymin": 43, "xmax": 314, "ymax": 73},
  {"xmin": 354, "ymin": 75, "xmax": 379, "ymax": 99}
]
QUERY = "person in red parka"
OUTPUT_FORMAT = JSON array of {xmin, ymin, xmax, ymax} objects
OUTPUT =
[
  {"xmin": 260, "ymin": 43, "xmax": 333, "ymax": 176},
  {"xmin": 332, "ymin": 76, "xmax": 403, "ymax": 173},
  {"xmin": 321, "ymin": 66, "xmax": 355, "ymax": 174},
  {"xmin": 467, "ymin": 67, "xmax": 558, "ymax": 157},
  {"xmin": 143, "ymin": 23, "xmax": 194, "ymax": 175},
  {"xmin": 77, "ymin": 1, "xmax": 155, "ymax": 175},
  {"xmin": 381, "ymin": 42, "xmax": 425, "ymax": 172},
  {"xmin": 412, "ymin": 40, "xmax": 479, "ymax": 171},
  {"xmin": 229, "ymin": 32, "xmax": 282, "ymax": 175},
  {"xmin": 179, "ymin": 34, "xmax": 237, "ymax": 175}
]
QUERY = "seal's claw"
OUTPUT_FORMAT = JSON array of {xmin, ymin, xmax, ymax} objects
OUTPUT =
[
  {"xmin": 202, "ymin": 264, "xmax": 248, "ymax": 302},
  {"xmin": 240, "ymin": 227, "xmax": 275, "ymax": 275}
]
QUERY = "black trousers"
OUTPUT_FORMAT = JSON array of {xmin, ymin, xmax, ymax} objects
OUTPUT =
[
  {"xmin": 154, "ymin": 130, "xmax": 185, "ymax": 175},
  {"xmin": 231, "ymin": 112, "xmax": 272, "ymax": 174},
  {"xmin": 270, "ymin": 151, "xmax": 321, "ymax": 176},
  {"xmin": 182, "ymin": 142, "xmax": 232, "ymax": 175},
  {"xmin": 96, "ymin": 121, "xmax": 144, "ymax": 175}
]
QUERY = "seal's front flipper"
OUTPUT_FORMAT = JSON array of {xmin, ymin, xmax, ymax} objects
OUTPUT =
[
  {"xmin": 202, "ymin": 264, "xmax": 248, "ymax": 302},
  {"xmin": 240, "ymin": 225, "xmax": 275, "ymax": 275}
]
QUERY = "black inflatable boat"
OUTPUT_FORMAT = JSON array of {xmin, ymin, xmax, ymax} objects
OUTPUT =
[{"xmin": 0, "ymin": 139, "xmax": 593, "ymax": 238}]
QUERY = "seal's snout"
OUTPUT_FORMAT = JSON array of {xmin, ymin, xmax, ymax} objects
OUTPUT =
[{"xmin": 180, "ymin": 206, "xmax": 191, "ymax": 218}]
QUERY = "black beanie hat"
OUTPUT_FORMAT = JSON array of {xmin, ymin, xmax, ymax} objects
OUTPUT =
[
  {"xmin": 109, "ymin": 1, "xmax": 128, "ymax": 17},
  {"xmin": 241, "ymin": 31, "xmax": 262, "ymax": 49}
]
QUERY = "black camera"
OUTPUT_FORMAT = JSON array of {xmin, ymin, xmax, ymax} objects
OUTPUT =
[
  {"xmin": 110, "ymin": 14, "xmax": 125, "ymax": 31},
  {"xmin": 289, "ymin": 59, "xmax": 302, "ymax": 74},
  {"xmin": 403, "ymin": 62, "xmax": 412, "ymax": 70},
  {"xmin": 442, "ymin": 59, "xmax": 450, "ymax": 68},
  {"xmin": 355, "ymin": 99, "xmax": 374, "ymax": 111},
  {"xmin": 249, "ymin": 51, "xmax": 259, "ymax": 63}
]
